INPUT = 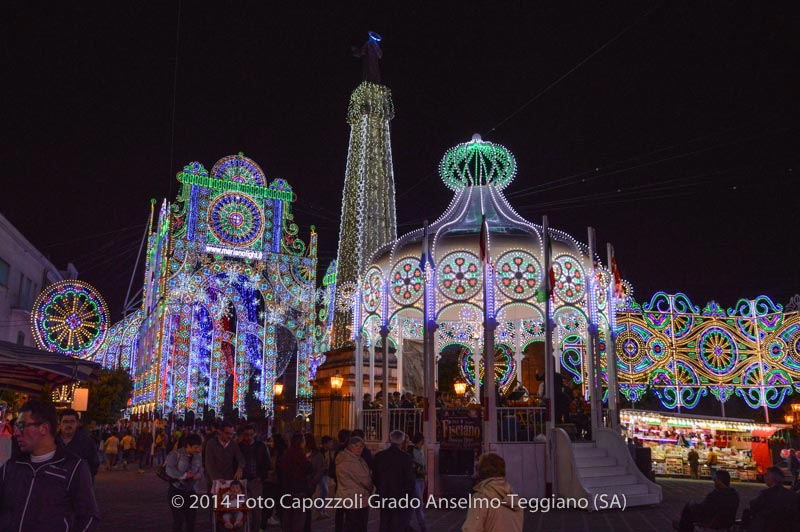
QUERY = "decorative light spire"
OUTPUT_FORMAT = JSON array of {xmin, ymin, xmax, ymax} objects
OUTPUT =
[{"xmin": 332, "ymin": 35, "xmax": 398, "ymax": 348}]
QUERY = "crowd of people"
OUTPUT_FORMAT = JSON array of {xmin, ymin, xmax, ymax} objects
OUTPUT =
[
  {"xmin": 11, "ymin": 396, "xmax": 800, "ymax": 531},
  {"xmin": 0, "ymin": 400, "xmax": 525, "ymax": 532},
  {"xmin": 672, "ymin": 467, "xmax": 800, "ymax": 531}
]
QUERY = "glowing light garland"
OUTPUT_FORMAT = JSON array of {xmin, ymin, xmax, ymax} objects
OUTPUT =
[{"xmin": 617, "ymin": 291, "xmax": 800, "ymax": 410}]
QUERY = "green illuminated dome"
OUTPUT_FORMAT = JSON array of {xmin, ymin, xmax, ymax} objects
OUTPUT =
[{"xmin": 439, "ymin": 134, "xmax": 517, "ymax": 191}]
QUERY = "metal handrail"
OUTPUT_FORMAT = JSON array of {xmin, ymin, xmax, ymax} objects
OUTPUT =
[{"xmin": 361, "ymin": 406, "xmax": 546, "ymax": 444}]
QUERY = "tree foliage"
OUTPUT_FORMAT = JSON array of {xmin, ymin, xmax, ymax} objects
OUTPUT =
[{"xmin": 85, "ymin": 368, "xmax": 132, "ymax": 424}]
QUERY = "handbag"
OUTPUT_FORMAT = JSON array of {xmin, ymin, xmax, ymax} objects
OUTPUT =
[{"xmin": 156, "ymin": 463, "xmax": 175, "ymax": 483}]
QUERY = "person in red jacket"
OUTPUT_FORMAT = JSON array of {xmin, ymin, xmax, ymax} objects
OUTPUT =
[{"xmin": 0, "ymin": 400, "xmax": 99, "ymax": 531}]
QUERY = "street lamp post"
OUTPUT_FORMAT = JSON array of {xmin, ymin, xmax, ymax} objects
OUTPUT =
[
  {"xmin": 330, "ymin": 370, "xmax": 343, "ymax": 436},
  {"xmin": 274, "ymin": 381, "xmax": 284, "ymax": 435}
]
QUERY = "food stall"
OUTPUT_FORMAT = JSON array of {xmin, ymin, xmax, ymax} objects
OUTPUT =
[{"xmin": 621, "ymin": 409, "xmax": 789, "ymax": 482}]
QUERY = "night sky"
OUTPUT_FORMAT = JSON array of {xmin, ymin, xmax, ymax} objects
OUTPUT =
[{"xmin": 2, "ymin": 2, "xmax": 797, "ymax": 319}]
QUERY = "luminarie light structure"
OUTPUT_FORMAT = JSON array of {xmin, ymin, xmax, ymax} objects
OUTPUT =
[
  {"xmin": 331, "ymin": 80, "xmax": 398, "ymax": 348},
  {"xmin": 90, "ymin": 153, "xmax": 333, "ymax": 418},
  {"xmin": 356, "ymin": 135, "xmax": 614, "ymax": 426}
]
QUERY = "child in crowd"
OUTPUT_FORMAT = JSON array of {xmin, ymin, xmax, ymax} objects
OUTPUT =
[{"xmin": 222, "ymin": 480, "xmax": 246, "ymax": 530}]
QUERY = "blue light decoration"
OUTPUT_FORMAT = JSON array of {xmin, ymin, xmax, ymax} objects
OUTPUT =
[
  {"xmin": 485, "ymin": 262, "xmax": 495, "ymax": 322},
  {"xmin": 368, "ymin": 31, "xmax": 382, "ymax": 42},
  {"xmin": 84, "ymin": 153, "xmax": 328, "ymax": 419},
  {"xmin": 560, "ymin": 334, "xmax": 584, "ymax": 384}
]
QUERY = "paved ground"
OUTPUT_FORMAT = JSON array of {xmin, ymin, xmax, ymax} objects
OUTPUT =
[{"xmin": 95, "ymin": 466, "xmax": 767, "ymax": 531}]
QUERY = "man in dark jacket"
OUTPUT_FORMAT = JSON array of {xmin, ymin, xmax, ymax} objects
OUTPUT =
[
  {"xmin": 58, "ymin": 408, "xmax": 100, "ymax": 480},
  {"xmin": 672, "ymin": 469, "xmax": 738, "ymax": 531},
  {"xmin": 238, "ymin": 424, "xmax": 270, "ymax": 531},
  {"xmin": 0, "ymin": 400, "xmax": 99, "ymax": 531},
  {"xmin": 372, "ymin": 430, "xmax": 416, "ymax": 532},
  {"xmin": 277, "ymin": 433, "xmax": 313, "ymax": 532},
  {"xmin": 743, "ymin": 466, "xmax": 798, "ymax": 531},
  {"xmin": 136, "ymin": 427, "xmax": 153, "ymax": 473},
  {"xmin": 204, "ymin": 421, "xmax": 244, "ymax": 483}
]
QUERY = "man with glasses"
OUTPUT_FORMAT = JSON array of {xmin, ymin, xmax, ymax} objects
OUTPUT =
[
  {"xmin": 204, "ymin": 421, "xmax": 244, "ymax": 486},
  {"xmin": 0, "ymin": 400, "xmax": 99, "ymax": 531}
]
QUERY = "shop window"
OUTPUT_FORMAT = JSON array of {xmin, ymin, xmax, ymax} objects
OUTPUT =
[{"xmin": 0, "ymin": 258, "xmax": 8, "ymax": 287}]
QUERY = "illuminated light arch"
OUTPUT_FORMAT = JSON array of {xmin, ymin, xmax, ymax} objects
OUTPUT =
[{"xmin": 91, "ymin": 155, "xmax": 322, "ymax": 419}]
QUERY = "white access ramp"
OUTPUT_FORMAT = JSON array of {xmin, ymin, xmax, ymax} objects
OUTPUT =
[{"xmin": 554, "ymin": 427, "xmax": 662, "ymax": 510}]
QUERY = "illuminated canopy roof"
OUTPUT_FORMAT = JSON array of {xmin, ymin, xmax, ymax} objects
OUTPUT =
[{"xmin": 369, "ymin": 135, "xmax": 591, "ymax": 295}]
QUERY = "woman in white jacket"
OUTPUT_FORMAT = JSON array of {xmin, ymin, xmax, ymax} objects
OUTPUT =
[
  {"xmin": 462, "ymin": 453, "xmax": 524, "ymax": 532},
  {"xmin": 335, "ymin": 436, "xmax": 373, "ymax": 532}
]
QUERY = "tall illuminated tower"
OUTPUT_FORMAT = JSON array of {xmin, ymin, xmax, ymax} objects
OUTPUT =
[{"xmin": 332, "ymin": 33, "xmax": 397, "ymax": 347}]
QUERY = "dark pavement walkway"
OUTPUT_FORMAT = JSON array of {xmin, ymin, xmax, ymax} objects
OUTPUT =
[{"xmin": 95, "ymin": 466, "xmax": 767, "ymax": 531}]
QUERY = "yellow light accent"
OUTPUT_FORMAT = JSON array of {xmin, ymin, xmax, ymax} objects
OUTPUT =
[{"xmin": 330, "ymin": 371, "xmax": 344, "ymax": 391}]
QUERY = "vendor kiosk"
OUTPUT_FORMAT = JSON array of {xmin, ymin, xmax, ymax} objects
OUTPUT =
[{"xmin": 621, "ymin": 409, "xmax": 789, "ymax": 482}]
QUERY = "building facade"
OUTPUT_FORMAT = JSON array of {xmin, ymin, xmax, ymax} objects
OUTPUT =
[{"xmin": 0, "ymin": 212, "xmax": 76, "ymax": 347}]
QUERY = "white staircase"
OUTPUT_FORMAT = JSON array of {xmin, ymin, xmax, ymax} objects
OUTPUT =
[{"xmin": 555, "ymin": 428, "xmax": 662, "ymax": 510}]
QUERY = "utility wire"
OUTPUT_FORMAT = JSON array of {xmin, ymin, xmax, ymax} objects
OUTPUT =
[
  {"xmin": 507, "ymin": 125, "xmax": 750, "ymax": 197},
  {"xmin": 509, "ymin": 128, "xmax": 784, "ymax": 199},
  {"xmin": 40, "ymin": 224, "xmax": 142, "ymax": 249},
  {"xmin": 167, "ymin": 0, "xmax": 183, "ymax": 200},
  {"xmin": 489, "ymin": 2, "xmax": 661, "ymax": 133}
]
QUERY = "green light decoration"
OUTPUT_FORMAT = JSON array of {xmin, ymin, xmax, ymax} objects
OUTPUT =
[
  {"xmin": 332, "ymin": 80, "xmax": 398, "ymax": 347},
  {"xmin": 439, "ymin": 134, "xmax": 517, "ymax": 191}
]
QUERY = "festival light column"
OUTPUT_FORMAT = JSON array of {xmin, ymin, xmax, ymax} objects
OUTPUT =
[
  {"xmin": 332, "ymin": 76, "xmax": 398, "ymax": 347},
  {"xmin": 605, "ymin": 243, "xmax": 621, "ymax": 432}
]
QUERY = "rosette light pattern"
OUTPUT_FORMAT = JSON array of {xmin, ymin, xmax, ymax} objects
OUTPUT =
[
  {"xmin": 439, "ymin": 135, "xmax": 517, "ymax": 191},
  {"xmin": 32, "ymin": 280, "xmax": 110, "ymax": 356},
  {"xmin": 209, "ymin": 193, "xmax": 264, "ymax": 247}
]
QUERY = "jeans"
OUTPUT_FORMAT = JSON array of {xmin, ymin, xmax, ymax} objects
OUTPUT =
[
  {"xmin": 169, "ymin": 485, "xmax": 197, "ymax": 532},
  {"xmin": 139, "ymin": 450, "xmax": 150, "ymax": 469},
  {"xmin": 246, "ymin": 478, "xmax": 263, "ymax": 532},
  {"xmin": 411, "ymin": 480, "xmax": 427, "ymax": 532},
  {"xmin": 124, "ymin": 449, "xmax": 136, "ymax": 465},
  {"xmin": 281, "ymin": 501, "xmax": 306, "ymax": 532},
  {"xmin": 319, "ymin": 475, "xmax": 329, "ymax": 499},
  {"xmin": 343, "ymin": 508, "xmax": 369, "ymax": 532},
  {"xmin": 379, "ymin": 508, "xmax": 410, "ymax": 532}
]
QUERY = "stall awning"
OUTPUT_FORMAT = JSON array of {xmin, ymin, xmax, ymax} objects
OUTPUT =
[{"xmin": 0, "ymin": 341, "xmax": 102, "ymax": 394}]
